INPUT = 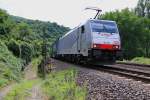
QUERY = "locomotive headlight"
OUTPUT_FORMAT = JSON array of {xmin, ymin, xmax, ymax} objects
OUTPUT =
[
  {"xmin": 113, "ymin": 45, "xmax": 119, "ymax": 49},
  {"xmin": 93, "ymin": 44, "xmax": 97, "ymax": 48},
  {"xmin": 115, "ymin": 45, "xmax": 119, "ymax": 49},
  {"xmin": 92, "ymin": 44, "xmax": 99, "ymax": 48}
]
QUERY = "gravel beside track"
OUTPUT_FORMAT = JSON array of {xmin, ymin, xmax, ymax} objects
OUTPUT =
[
  {"xmin": 52, "ymin": 59, "xmax": 150, "ymax": 100},
  {"xmin": 77, "ymin": 70, "xmax": 150, "ymax": 100}
]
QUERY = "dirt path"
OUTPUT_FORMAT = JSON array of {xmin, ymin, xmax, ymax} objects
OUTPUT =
[
  {"xmin": 0, "ymin": 59, "xmax": 45, "ymax": 100},
  {"xmin": 24, "ymin": 63, "xmax": 37, "ymax": 80},
  {"xmin": 0, "ymin": 83, "xmax": 15, "ymax": 100},
  {"xmin": 25, "ymin": 84, "xmax": 46, "ymax": 100},
  {"xmin": 24, "ymin": 61, "xmax": 45, "ymax": 100},
  {"xmin": 0, "ymin": 63, "xmax": 36, "ymax": 100}
]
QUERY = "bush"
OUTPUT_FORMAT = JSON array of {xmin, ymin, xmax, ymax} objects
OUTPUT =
[
  {"xmin": 131, "ymin": 57, "xmax": 150, "ymax": 64},
  {"xmin": 7, "ymin": 39, "xmax": 34, "ymax": 65},
  {"xmin": 42, "ymin": 69, "xmax": 86, "ymax": 100},
  {"xmin": 20, "ymin": 42, "xmax": 33, "ymax": 64},
  {"xmin": 7, "ymin": 39, "xmax": 21, "ymax": 57},
  {"xmin": 0, "ymin": 41, "xmax": 22, "ymax": 88},
  {"xmin": 32, "ymin": 40, "xmax": 43, "ymax": 57}
]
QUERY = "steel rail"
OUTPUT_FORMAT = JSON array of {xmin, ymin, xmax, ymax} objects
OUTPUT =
[
  {"xmin": 96, "ymin": 65, "xmax": 150, "ymax": 83},
  {"xmin": 117, "ymin": 62, "xmax": 150, "ymax": 67},
  {"xmin": 52, "ymin": 59, "xmax": 150, "ymax": 83}
]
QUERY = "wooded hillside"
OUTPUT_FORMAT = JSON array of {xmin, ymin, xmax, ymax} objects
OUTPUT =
[{"xmin": 0, "ymin": 8, "xmax": 69, "ymax": 87}]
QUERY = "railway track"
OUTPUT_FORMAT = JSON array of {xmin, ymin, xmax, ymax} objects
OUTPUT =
[
  {"xmin": 117, "ymin": 62, "xmax": 150, "ymax": 67},
  {"xmin": 52, "ymin": 59, "xmax": 150, "ymax": 99},
  {"xmin": 77, "ymin": 61, "xmax": 150, "ymax": 83},
  {"xmin": 95, "ymin": 63, "xmax": 150, "ymax": 83},
  {"xmin": 52, "ymin": 59, "xmax": 150, "ymax": 83}
]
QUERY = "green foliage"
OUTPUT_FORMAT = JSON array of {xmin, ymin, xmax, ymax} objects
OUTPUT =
[
  {"xmin": 0, "ymin": 77, "xmax": 8, "ymax": 88},
  {"xmin": 101, "ymin": 8, "xmax": 150, "ymax": 59},
  {"xmin": 0, "ymin": 41, "xmax": 22, "ymax": 88},
  {"xmin": 20, "ymin": 42, "xmax": 33, "ymax": 64},
  {"xmin": 31, "ymin": 40, "xmax": 43, "ymax": 57},
  {"xmin": 42, "ymin": 69, "xmax": 86, "ymax": 100},
  {"xmin": 0, "ymin": 7, "xmax": 69, "ymax": 65},
  {"xmin": 7, "ymin": 39, "xmax": 21, "ymax": 57},
  {"xmin": 31, "ymin": 56, "xmax": 42, "ymax": 71},
  {"xmin": 0, "ymin": 8, "xmax": 69, "ymax": 87},
  {"xmin": 135, "ymin": 0, "xmax": 150, "ymax": 18},
  {"xmin": 7, "ymin": 39, "xmax": 33, "ymax": 65},
  {"xmin": 10, "ymin": 14, "xmax": 69, "ymax": 59},
  {"xmin": 11, "ymin": 16, "xmax": 70, "ymax": 40},
  {"xmin": 12, "ymin": 22, "xmax": 33, "ymax": 41},
  {"xmin": 131, "ymin": 57, "xmax": 150, "ymax": 64},
  {"xmin": 0, "ymin": 9, "xmax": 11, "ymax": 36},
  {"xmin": 4, "ymin": 58, "xmax": 41, "ymax": 100}
]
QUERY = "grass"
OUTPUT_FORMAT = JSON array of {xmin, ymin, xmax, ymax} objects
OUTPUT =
[
  {"xmin": 4, "ymin": 57, "xmax": 42, "ymax": 100},
  {"xmin": 0, "ymin": 77, "xmax": 9, "ymax": 88},
  {"xmin": 120, "ymin": 57, "xmax": 150, "ymax": 65},
  {"xmin": 22, "ymin": 56, "xmax": 42, "ymax": 77},
  {"xmin": 41, "ymin": 68, "xmax": 87, "ymax": 100},
  {"xmin": 131, "ymin": 57, "xmax": 150, "ymax": 65},
  {"xmin": 2, "ymin": 55, "xmax": 86, "ymax": 100},
  {"xmin": 4, "ymin": 80, "xmax": 39, "ymax": 100},
  {"xmin": 31, "ymin": 56, "xmax": 42, "ymax": 70}
]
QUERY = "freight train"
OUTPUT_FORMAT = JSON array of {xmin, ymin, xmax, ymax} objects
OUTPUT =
[{"xmin": 52, "ymin": 19, "xmax": 122, "ymax": 64}]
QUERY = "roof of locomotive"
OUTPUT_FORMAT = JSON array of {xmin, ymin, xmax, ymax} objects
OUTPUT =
[
  {"xmin": 59, "ymin": 19, "xmax": 116, "ymax": 39},
  {"xmin": 89, "ymin": 19, "xmax": 116, "ymax": 22}
]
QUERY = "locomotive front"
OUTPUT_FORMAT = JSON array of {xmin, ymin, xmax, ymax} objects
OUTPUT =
[{"xmin": 89, "ymin": 20, "xmax": 122, "ymax": 62}]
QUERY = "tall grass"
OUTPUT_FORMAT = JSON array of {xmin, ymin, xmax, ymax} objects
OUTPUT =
[
  {"xmin": 131, "ymin": 57, "xmax": 150, "ymax": 65},
  {"xmin": 42, "ymin": 69, "xmax": 86, "ymax": 100},
  {"xmin": 4, "ymin": 80, "xmax": 39, "ymax": 100}
]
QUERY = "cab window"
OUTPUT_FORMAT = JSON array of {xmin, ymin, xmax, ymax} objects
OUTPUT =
[
  {"xmin": 90, "ymin": 21, "xmax": 118, "ymax": 33},
  {"xmin": 81, "ymin": 26, "xmax": 85, "ymax": 33}
]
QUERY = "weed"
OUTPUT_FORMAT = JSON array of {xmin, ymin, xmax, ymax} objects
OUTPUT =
[
  {"xmin": 42, "ymin": 68, "xmax": 86, "ymax": 100},
  {"xmin": 131, "ymin": 57, "xmax": 150, "ymax": 65},
  {"xmin": 4, "ymin": 80, "xmax": 39, "ymax": 100}
]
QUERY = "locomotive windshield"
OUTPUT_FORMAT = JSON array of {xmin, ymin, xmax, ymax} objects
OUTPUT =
[{"xmin": 90, "ymin": 21, "xmax": 118, "ymax": 33}]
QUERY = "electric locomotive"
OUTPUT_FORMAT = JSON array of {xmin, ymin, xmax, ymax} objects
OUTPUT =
[{"xmin": 52, "ymin": 8, "xmax": 122, "ymax": 64}]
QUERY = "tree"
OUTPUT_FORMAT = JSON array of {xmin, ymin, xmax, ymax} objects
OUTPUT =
[
  {"xmin": 16, "ymin": 22, "xmax": 33, "ymax": 41},
  {"xmin": 135, "ymin": 0, "xmax": 150, "ymax": 18},
  {"xmin": 0, "ymin": 9, "xmax": 12, "ymax": 36},
  {"xmin": 101, "ymin": 8, "xmax": 150, "ymax": 59}
]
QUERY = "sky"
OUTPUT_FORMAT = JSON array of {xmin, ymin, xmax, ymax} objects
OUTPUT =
[{"xmin": 0, "ymin": 0, "xmax": 138, "ymax": 28}]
